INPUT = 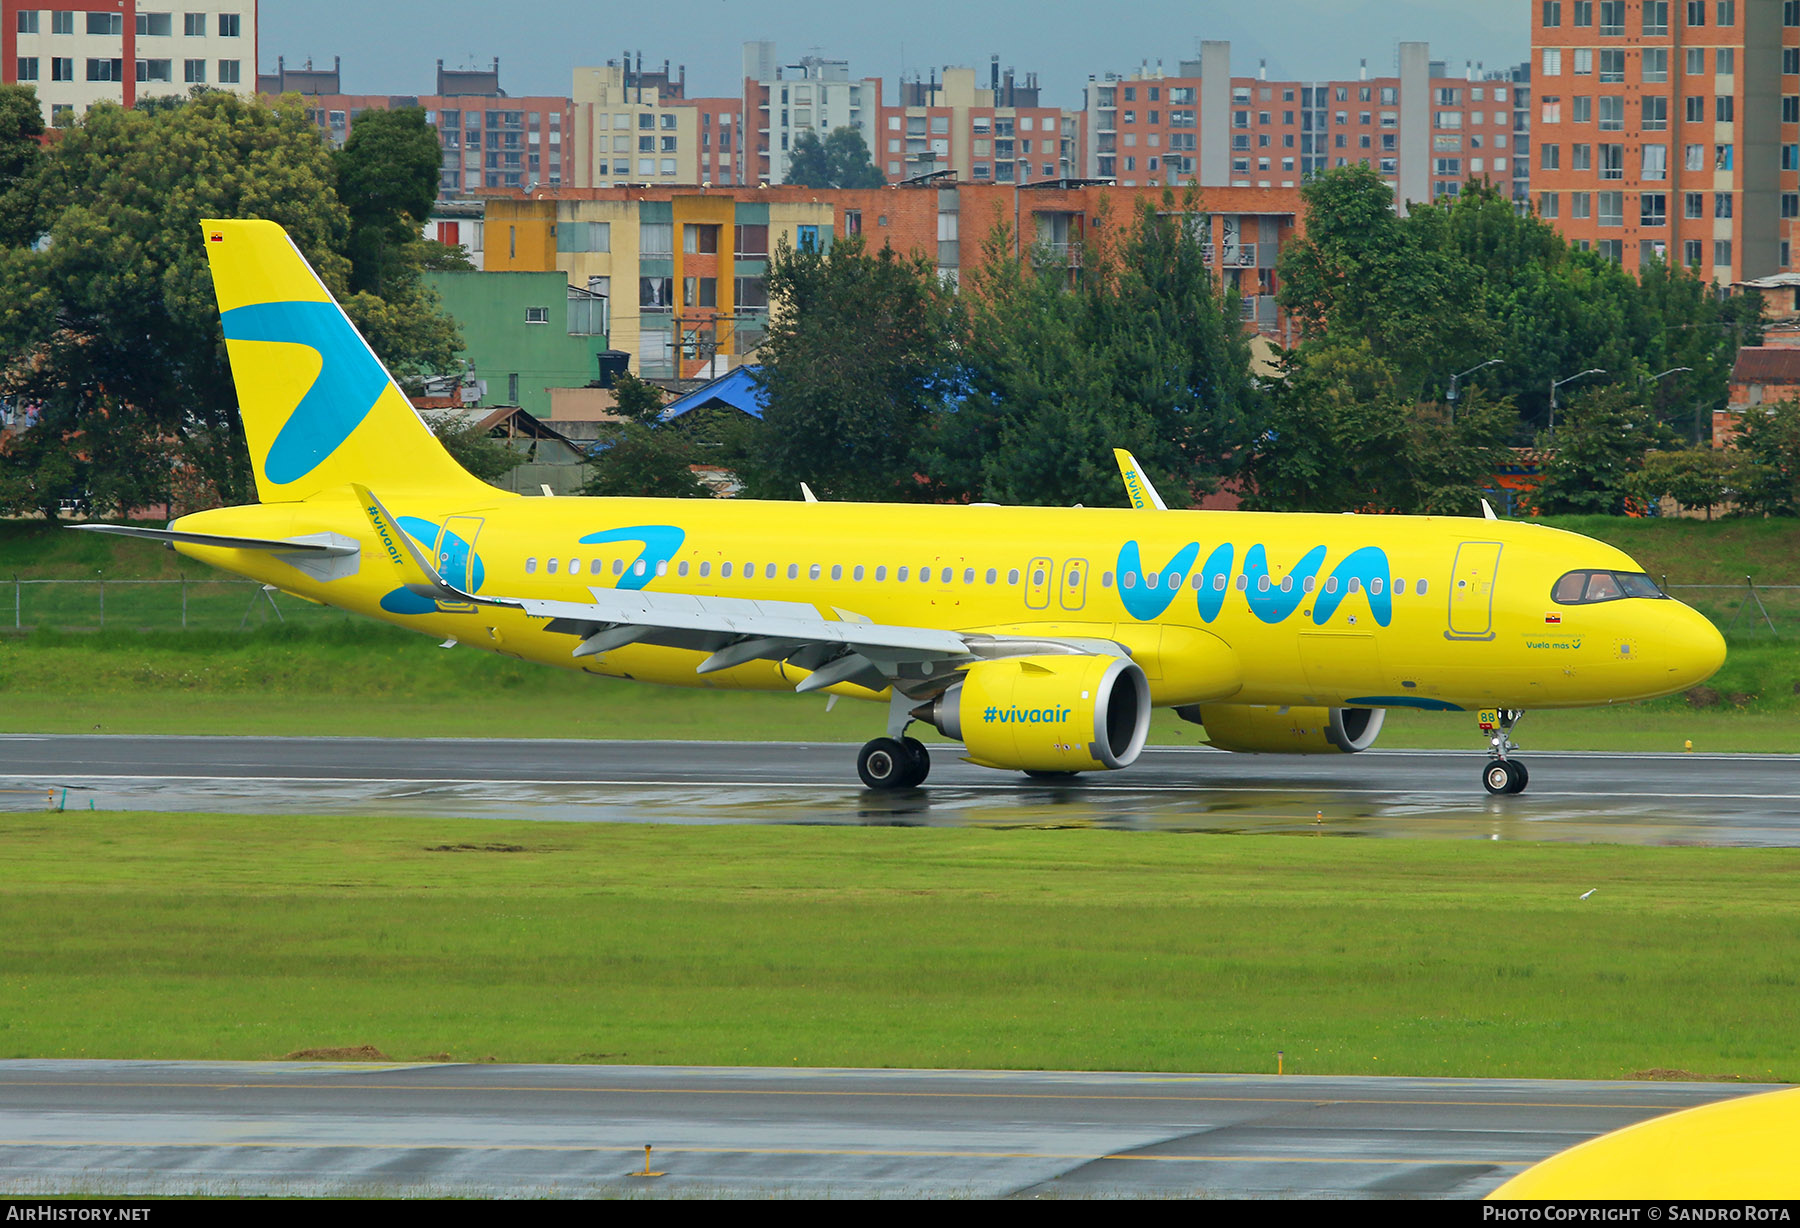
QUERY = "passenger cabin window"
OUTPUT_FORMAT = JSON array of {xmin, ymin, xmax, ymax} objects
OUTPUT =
[
  {"xmin": 547, "ymin": 558, "xmax": 559, "ymax": 574},
  {"xmin": 526, "ymin": 558, "xmax": 538, "ymax": 573},
  {"xmin": 1553, "ymin": 570, "xmax": 1665, "ymax": 604}
]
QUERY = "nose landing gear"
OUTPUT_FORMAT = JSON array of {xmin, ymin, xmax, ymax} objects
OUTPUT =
[{"xmin": 1478, "ymin": 709, "xmax": 1529, "ymax": 795}]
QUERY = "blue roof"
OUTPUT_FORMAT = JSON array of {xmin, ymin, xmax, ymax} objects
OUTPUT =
[{"xmin": 660, "ymin": 365, "xmax": 768, "ymax": 421}]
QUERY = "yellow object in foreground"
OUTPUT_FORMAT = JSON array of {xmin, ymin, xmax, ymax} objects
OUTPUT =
[{"xmin": 1491, "ymin": 1086, "xmax": 1800, "ymax": 1199}]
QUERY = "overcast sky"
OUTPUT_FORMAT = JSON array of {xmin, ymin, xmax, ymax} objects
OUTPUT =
[{"xmin": 260, "ymin": 1, "xmax": 1528, "ymax": 109}]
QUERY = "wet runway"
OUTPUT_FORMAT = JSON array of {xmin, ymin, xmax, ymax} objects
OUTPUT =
[
  {"xmin": 0, "ymin": 1060, "xmax": 1771, "ymax": 1199},
  {"xmin": 2, "ymin": 735, "xmax": 1799, "ymax": 845}
]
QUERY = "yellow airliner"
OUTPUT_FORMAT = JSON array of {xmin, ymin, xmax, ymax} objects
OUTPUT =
[{"xmin": 79, "ymin": 220, "xmax": 1726, "ymax": 794}]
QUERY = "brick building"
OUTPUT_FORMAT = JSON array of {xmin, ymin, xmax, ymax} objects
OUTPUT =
[
  {"xmin": 1530, "ymin": 0, "xmax": 1800, "ymax": 282},
  {"xmin": 257, "ymin": 57, "xmax": 572, "ymax": 196},
  {"xmin": 877, "ymin": 62, "xmax": 1083, "ymax": 185},
  {"xmin": 1085, "ymin": 40, "xmax": 1526, "ymax": 209},
  {"xmin": 5, "ymin": 0, "xmax": 257, "ymax": 126}
]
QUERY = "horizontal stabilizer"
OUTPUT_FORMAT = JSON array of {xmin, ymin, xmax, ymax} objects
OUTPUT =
[{"xmin": 68, "ymin": 524, "xmax": 357, "ymax": 556}]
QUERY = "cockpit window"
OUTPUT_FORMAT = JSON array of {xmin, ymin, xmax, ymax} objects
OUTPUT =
[
  {"xmin": 1584, "ymin": 572, "xmax": 1621, "ymax": 602},
  {"xmin": 1551, "ymin": 570, "xmax": 1666, "ymax": 605}
]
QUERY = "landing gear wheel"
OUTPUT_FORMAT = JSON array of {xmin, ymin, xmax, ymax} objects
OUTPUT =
[
  {"xmin": 1507, "ymin": 761, "xmax": 1529, "ymax": 794},
  {"xmin": 1482, "ymin": 760, "xmax": 1525, "ymax": 796},
  {"xmin": 899, "ymin": 737, "xmax": 931, "ymax": 787},
  {"xmin": 858, "ymin": 737, "xmax": 915, "ymax": 790}
]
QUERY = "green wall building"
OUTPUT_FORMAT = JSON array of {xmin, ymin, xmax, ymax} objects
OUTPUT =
[{"xmin": 424, "ymin": 271, "xmax": 611, "ymax": 419}]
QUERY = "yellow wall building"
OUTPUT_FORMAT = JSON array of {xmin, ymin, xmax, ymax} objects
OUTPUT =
[
  {"xmin": 570, "ymin": 65, "xmax": 699, "ymax": 189},
  {"xmin": 485, "ymin": 189, "xmax": 835, "ymax": 380}
]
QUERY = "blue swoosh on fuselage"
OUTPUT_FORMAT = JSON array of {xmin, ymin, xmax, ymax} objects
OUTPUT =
[
  {"xmin": 222, "ymin": 300, "xmax": 389, "ymax": 486},
  {"xmin": 580, "ymin": 525, "xmax": 687, "ymax": 590}
]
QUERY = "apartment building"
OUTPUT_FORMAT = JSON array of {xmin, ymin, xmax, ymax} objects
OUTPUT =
[
  {"xmin": 483, "ymin": 182, "xmax": 1303, "ymax": 380},
  {"xmin": 740, "ymin": 41, "xmax": 883, "ymax": 186},
  {"xmin": 877, "ymin": 63, "xmax": 1083, "ymax": 184},
  {"xmin": 1530, "ymin": 0, "xmax": 1798, "ymax": 282},
  {"xmin": 1085, "ymin": 41, "xmax": 1525, "ymax": 209},
  {"xmin": 4, "ymin": 1, "xmax": 256, "ymax": 125},
  {"xmin": 258, "ymin": 58, "xmax": 571, "ymax": 196}
]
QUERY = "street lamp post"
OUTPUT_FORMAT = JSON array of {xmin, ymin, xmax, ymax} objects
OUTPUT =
[
  {"xmin": 1447, "ymin": 358, "xmax": 1502, "ymax": 426},
  {"xmin": 1549, "ymin": 368, "xmax": 1607, "ymax": 434}
]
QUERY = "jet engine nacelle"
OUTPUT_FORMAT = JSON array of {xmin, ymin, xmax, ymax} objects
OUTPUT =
[
  {"xmin": 924, "ymin": 654, "xmax": 1151, "ymax": 773},
  {"xmin": 1186, "ymin": 704, "xmax": 1386, "ymax": 754}
]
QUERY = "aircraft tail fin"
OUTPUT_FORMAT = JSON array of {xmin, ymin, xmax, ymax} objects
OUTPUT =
[{"xmin": 201, "ymin": 219, "xmax": 500, "ymax": 504}]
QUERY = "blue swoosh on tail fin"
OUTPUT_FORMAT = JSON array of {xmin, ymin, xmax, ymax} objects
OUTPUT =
[{"xmin": 222, "ymin": 300, "xmax": 389, "ymax": 486}]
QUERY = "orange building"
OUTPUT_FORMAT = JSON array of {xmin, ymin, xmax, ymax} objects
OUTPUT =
[{"xmin": 1530, "ymin": 0, "xmax": 1799, "ymax": 282}]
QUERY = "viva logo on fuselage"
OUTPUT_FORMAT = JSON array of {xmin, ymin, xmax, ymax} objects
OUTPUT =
[{"xmin": 1117, "ymin": 540, "xmax": 1393, "ymax": 627}]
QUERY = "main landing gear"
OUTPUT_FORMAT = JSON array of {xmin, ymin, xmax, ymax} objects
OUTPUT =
[
  {"xmin": 857, "ymin": 736, "xmax": 931, "ymax": 790},
  {"xmin": 1478, "ymin": 709, "xmax": 1529, "ymax": 795}
]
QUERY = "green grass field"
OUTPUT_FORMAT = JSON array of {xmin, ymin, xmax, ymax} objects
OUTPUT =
[{"xmin": 1, "ymin": 815, "xmax": 1793, "ymax": 1080}]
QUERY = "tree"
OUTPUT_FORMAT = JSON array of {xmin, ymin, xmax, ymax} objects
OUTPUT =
[
  {"xmin": 747, "ymin": 234, "xmax": 962, "ymax": 501},
  {"xmin": 0, "ymin": 92, "xmax": 462, "ymax": 514},
  {"xmin": 333, "ymin": 107, "xmax": 442, "ymax": 296},
  {"xmin": 1729, "ymin": 401, "xmax": 1800, "ymax": 517},
  {"xmin": 1276, "ymin": 166, "xmax": 1490, "ymax": 397},
  {"xmin": 0, "ymin": 83, "xmax": 45, "ymax": 248},
  {"xmin": 1277, "ymin": 170, "xmax": 1759, "ymax": 442},
  {"xmin": 425, "ymin": 412, "xmax": 523, "ymax": 484},
  {"xmin": 934, "ymin": 193, "xmax": 1260, "ymax": 508},
  {"xmin": 782, "ymin": 126, "xmax": 886, "ymax": 189},
  {"xmin": 1626, "ymin": 447, "xmax": 1740, "ymax": 519},
  {"xmin": 1527, "ymin": 384, "xmax": 1670, "ymax": 515},
  {"xmin": 580, "ymin": 371, "xmax": 709, "ymax": 499}
]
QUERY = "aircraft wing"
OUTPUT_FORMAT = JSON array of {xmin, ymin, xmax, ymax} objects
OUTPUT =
[{"xmin": 520, "ymin": 589, "xmax": 979, "ymax": 695}]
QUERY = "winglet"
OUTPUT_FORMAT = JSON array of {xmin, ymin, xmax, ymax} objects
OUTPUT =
[
  {"xmin": 1113, "ymin": 449, "xmax": 1168, "ymax": 511},
  {"xmin": 1481, "ymin": 498, "xmax": 1498, "ymax": 521},
  {"xmin": 353, "ymin": 483, "xmax": 519, "ymax": 608},
  {"xmin": 801, "ymin": 482, "xmax": 819, "ymax": 503}
]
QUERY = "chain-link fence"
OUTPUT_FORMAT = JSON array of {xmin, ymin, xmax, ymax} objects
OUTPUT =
[
  {"xmin": 4, "ymin": 577, "xmax": 1796, "ymax": 637},
  {"xmin": 1664, "ymin": 583, "xmax": 1800, "ymax": 639},
  {"xmin": 4, "ymin": 578, "xmax": 357, "ymax": 632}
]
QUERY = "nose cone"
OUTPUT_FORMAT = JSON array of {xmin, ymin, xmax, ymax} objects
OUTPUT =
[{"xmin": 1666, "ymin": 603, "xmax": 1727, "ymax": 693}]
